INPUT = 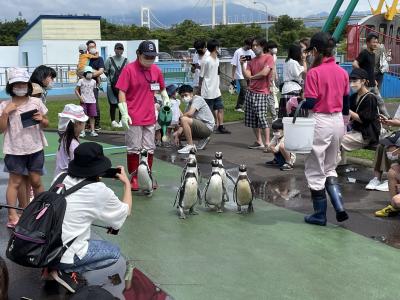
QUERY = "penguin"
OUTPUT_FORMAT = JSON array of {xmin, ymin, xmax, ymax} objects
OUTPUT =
[
  {"xmin": 181, "ymin": 148, "xmax": 201, "ymax": 183},
  {"xmin": 215, "ymin": 151, "xmax": 235, "ymax": 187},
  {"xmin": 203, "ymin": 159, "xmax": 228, "ymax": 213},
  {"xmin": 137, "ymin": 149, "xmax": 154, "ymax": 196},
  {"xmin": 174, "ymin": 158, "xmax": 202, "ymax": 219},
  {"xmin": 233, "ymin": 164, "xmax": 255, "ymax": 213}
]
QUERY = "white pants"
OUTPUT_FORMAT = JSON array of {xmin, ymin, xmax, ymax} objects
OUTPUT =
[
  {"xmin": 305, "ymin": 112, "xmax": 344, "ymax": 190},
  {"xmin": 125, "ymin": 125, "xmax": 156, "ymax": 154}
]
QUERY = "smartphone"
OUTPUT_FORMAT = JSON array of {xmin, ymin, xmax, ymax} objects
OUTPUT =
[
  {"xmin": 102, "ymin": 167, "xmax": 121, "ymax": 178},
  {"xmin": 244, "ymin": 55, "xmax": 252, "ymax": 61}
]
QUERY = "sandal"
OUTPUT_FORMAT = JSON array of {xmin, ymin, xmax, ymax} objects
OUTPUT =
[
  {"xmin": 265, "ymin": 159, "xmax": 279, "ymax": 166},
  {"xmin": 6, "ymin": 219, "xmax": 19, "ymax": 229}
]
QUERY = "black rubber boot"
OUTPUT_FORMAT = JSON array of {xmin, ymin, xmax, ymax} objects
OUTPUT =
[
  {"xmin": 325, "ymin": 176, "xmax": 349, "ymax": 222},
  {"xmin": 304, "ymin": 189, "xmax": 327, "ymax": 226}
]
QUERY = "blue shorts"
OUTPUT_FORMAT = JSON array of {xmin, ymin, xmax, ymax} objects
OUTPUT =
[
  {"xmin": 4, "ymin": 150, "xmax": 45, "ymax": 176},
  {"xmin": 205, "ymin": 96, "xmax": 224, "ymax": 110}
]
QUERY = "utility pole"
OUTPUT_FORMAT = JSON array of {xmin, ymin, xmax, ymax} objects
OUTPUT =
[
  {"xmin": 253, "ymin": 1, "xmax": 268, "ymax": 41},
  {"xmin": 212, "ymin": 0, "xmax": 216, "ymax": 28}
]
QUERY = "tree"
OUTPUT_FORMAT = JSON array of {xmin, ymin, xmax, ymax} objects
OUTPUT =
[{"xmin": 0, "ymin": 19, "xmax": 28, "ymax": 46}]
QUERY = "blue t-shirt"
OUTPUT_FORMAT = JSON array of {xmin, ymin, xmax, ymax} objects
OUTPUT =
[{"xmin": 89, "ymin": 57, "xmax": 105, "ymax": 74}]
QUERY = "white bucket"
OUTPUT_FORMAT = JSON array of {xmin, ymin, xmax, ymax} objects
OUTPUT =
[{"xmin": 283, "ymin": 117, "xmax": 316, "ymax": 153}]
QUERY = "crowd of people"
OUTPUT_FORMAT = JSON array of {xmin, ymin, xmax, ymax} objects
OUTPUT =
[{"xmin": 0, "ymin": 29, "xmax": 396, "ymax": 297}]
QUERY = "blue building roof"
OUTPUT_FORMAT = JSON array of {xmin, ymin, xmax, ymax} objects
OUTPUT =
[{"xmin": 17, "ymin": 15, "xmax": 102, "ymax": 41}]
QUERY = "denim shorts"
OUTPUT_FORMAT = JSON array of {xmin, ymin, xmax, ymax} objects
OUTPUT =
[
  {"xmin": 205, "ymin": 96, "xmax": 224, "ymax": 110},
  {"xmin": 4, "ymin": 150, "xmax": 45, "ymax": 176}
]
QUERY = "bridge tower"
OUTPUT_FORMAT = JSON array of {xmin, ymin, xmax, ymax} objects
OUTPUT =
[{"xmin": 141, "ymin": 7, "xmax": 151, "ymax": 29}]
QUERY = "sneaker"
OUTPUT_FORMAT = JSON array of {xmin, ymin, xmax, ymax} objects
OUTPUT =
[
  {"xmin": 375, "ymin": 204, "xmax": 400, "ymax": 217},
  {"xmin": 375, "ymin": 180, "xmax": 389, "ymax": 192},
  {"xmin": 366, "ymin": 177, "xmax": 381, "ymax": 190},
  {"xmin": 235, "ymin": 108, "xmax": 244, "ymax": 113},
  {"xmin": 217, "ymin": 125, "xmax": 231, "ymax": 134},
  {"xmin": 90, "ymin": 131, "xmax": 98, "ymax": 137},
  {"xmin": 50, "ymin": 270, "xmax": 87, "ymax": 293},
  {"xmin": 197, "ymin": 137, "xmax": 211, "ymax": 150},
  {"xmin": 94, "ymin": 127, "xmax": 101, "ymax": 131},
  {"xmin": 79, "ymin": 131, "xmax": 86, "ymax": 138},
  {"xmin": 178, "ymin": 144, "xmax": 196, "ymax": 154},
  {"xmin": 118, "ymin": 121, "xmax": 123, "ymax": 128},
  {"xmin": 248, "ymin": 142, "xmax": 264, "ymax": 149},
  {"xmin": 265, "ymin": 159, "xmax": 279, "ymax": 166},
  {"xmin": 280, "ymin": 163, "xmax": 293, "ymax": 171},
  {"xmin": 111, "ymin": 120, "xmax": 119, "ymax": 128}
]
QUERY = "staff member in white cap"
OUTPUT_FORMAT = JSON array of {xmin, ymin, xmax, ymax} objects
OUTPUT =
[
  {"xmin": 54, "ymin": 104, "xmax": 89, "ymax": 177},
  {"xmin": 115, "ymin": 40, "xmax": 170, "ymax": 191},
  {"xmin": 302, "ymin": 32, "xmax": 350, "ymax": 226}
]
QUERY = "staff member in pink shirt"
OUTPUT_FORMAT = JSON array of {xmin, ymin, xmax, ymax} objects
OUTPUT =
[
  {"xmin": 302, "ymin": 32, "xmax": 350, "ymax": 226},
  {"xmin": 116, "ymin": 41, "xmax": 170, "ymax": 191}
]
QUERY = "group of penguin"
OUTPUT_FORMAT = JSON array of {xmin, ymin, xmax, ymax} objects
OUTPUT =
[
  {"xmin": 134, "ymin": 149, "xmax": 255, "ymax": 219},
  {"xmin": 174, "ymin": 149, "xmax": 254, "ymax": 219}
]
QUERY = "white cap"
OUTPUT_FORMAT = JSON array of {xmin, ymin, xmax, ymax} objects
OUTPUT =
[
  {"xmin": 7, "ymin": 67, "xmax": 30, "ymax": 84},
  {"xmin": 83, "ymin": 66, "xmax": 93, "ymax": 73},
  {"xmin": 79, "ymin": 44, "xmax": 87, "ymax": 52},
  {"xmin": 58, "ymin": 104, "xmax": 88, "ymax": 133}
]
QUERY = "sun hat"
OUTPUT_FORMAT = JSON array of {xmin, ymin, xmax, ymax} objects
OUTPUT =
[
  {"xmin": 7, "ymin": 67, "xmax": 30, "ymax": 84},
  {"xmin": 78, "ymin": 44, "xmax": 88, "ymax": 52},
  {"xmin": 31, "ymin": 83, "xmax": 44, "ymax": 95},
  {"xmin": 68, "ymin": 142, "xmax": 112, "ymax": 178},
  {"xmin": 58, "ymin": 104, "xmax": 89, "ymax": 133},
  {"xmin": 83, "ymin": 66, "xmax": 93, "ymax": 73}
]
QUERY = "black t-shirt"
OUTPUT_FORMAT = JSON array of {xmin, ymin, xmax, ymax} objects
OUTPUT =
[
  {"xmin": 350, "ymin": 92, "xmax": 380, "ymax": 144},
  {"xmin": 89, "ymin": 57, "xmax": 105, "ymax": 77},
  {"xmin": 356, "ymin": 49, "xmax": 375, "ymax": 87}
]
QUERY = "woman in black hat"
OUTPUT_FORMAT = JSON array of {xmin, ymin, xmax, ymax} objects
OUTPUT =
[{"xmin": 50, "ymin": 142, "xmax": 132, "ymax": 294}]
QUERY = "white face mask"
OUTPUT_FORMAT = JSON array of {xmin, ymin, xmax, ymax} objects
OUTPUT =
[
  {"xmin": 183, "ymin": 96, "xmax": 192, "ymax": 103},
  {"xmin": 273, "ymin": 131, "xmax": 282, "ymax": 138},
  {"xmin": 387, "ymin": 150, "xmax": 399, "ymax": 161},
  {"xmin": 46, "ymin": 81, "xmax": 53, "ymax": 90},
  {"xmin": 271, "ymin": 48, "xmax": 278, "ymax": 55},
  {"xmin": 350, "ymin": 81, "xmax": 363, "ymax": 93},
  {"xmin": 85, "ymin": 73, "xmax": 93, "ymax": 80},
  {"xmin": 89, "ymin": 48, "xmax": 97, "ymax": 55},
  {"xmin": 13, "ymin": 87, "xmax": 28, "ymax": 97}
]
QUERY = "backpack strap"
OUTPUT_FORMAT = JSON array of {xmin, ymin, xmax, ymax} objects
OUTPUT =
[
  {"xmin": 109, "ymin": 57, "xmax": 120, "ymax": 72},
  {"xmin": 121, "ymin": 58, "xmax": 127, "ymax": 69},
  {"xmin": 63, "ymin": 179, "xmax": 97, "ymax": 196},
  {"xmin": 49, "ymin": 173, "xmax": 68, "ymax": 192}
]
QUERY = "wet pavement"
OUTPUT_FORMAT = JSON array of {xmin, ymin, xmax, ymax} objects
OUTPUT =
[{"xmin": 86, "ymin": 120, "xmax": 400, "ymax": 250}]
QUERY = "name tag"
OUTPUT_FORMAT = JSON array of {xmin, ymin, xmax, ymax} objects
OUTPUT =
[{"xmin": 150, "ymin": 83, "xmax": 160, "ymax": 91}]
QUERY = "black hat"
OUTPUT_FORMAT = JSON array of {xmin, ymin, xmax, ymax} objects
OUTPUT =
[
  {"xmin": 68, "ymin": 142, "xmax": 112, "ymax": 178},
  {"xmin": 272, "ymin": 118, "xmax": 283, "ymax": 130},
  {"xmin": 306, "ymin": 32, "xmax": 335, "ymax": 52},
  {"xmin": 114, "ymin": 43, "xmax": 124, "ymax": 50},
  {"xmin": 138, "ymin": 40, "xmax": 158, "ymax": 56},
  {"xmin": 380, "ymin": 131, "xmax": 400, "ymax": 147},
  {"xmin": 366, "ymin": 32, "xmax": 379, "ymax": 40},
  {"xmin": 349, "ymin": 68, "xmax": 369, "ymax": 80}
]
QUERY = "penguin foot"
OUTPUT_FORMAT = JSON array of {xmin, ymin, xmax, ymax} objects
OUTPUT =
[
  {"xmin": 236, "ymin": 206, "xmax": 242, "ymax": 214},
  {"xmin": 144, "ymin": 190, "xmax": 153, "ymax": 197},
  {"xmin": 217, "ymin": 208, "xmax": 223, "ymax": 213},
  {"xmin": 189, "ymin": 208, "xmax": 198, "ymax": 215},
  {"xmin": 178, "ymin": 208, "xmax": 186, "ymax": 219},
  {"xmin": 247, "ymin": 203, "xmax": 254, "ymax": 213}
]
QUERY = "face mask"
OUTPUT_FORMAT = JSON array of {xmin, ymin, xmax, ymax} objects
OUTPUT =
[
  {"xmin": 271, "ymin": 48, "xmax": 278, "ymax": 55},
  {"xmin": 85, "ymin": 73, "xmax": 93, "ymax": 80},
  {"xmin": 350, "ymin": 82, "xmax": 362, "ymax": 93},
  {"xmin": 46, "ymin": 81, "xmax": 53, "ymax": 90},
  {"xmin": 253, "ymin": 47, "xmax": 263, "ymax": 56},
  {"xmin": 89, "ymin": 48, "xmax": 97, "ymax": 55},
  {"xmin": 13, "ymin": 88, "xmax": 28, "ymax": 97},
  {"xmin": 273, "ymin": 131, "xmax": 282, "ymax": 138},
  {"xmin": 216, "ymin": 49, "xmax": 221, "ymax": 56},
  {"xmin": 387, "ymin": 150, "xmax": 399, "ymax": 161},
  {"xmin": 183, "ymin": 96, "xmax": 192, "ymax": 103}
]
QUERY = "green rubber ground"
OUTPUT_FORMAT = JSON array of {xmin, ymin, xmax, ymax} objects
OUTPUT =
[{"xmin": 35, "ymin": 133, "xmax": 400, "ymax": 300}]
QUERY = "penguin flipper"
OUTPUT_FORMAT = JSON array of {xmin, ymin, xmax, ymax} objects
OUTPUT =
[
  {"xmin": 203, "ymin": 178, "xmax": 211, "ymax": 206},
  {"xmin": 180, "ymin": 166, "xmax": 187, "ymax": 182},
  {"xmin": 222, "ymin": 181, "xmax": 229, "ymax": 202},
  {"xmin": 197, "ymin": 188, "xmax": 202, "ymax": 205},
  {"xmin": 233, "ymin": 182, "xmax": 238, "ymax": 204}
]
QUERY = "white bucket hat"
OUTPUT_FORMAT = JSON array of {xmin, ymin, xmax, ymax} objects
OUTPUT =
[
  {"xmin": 7, "ymin": 67, "xmax": 30, "ymax": 84},
  {"xmin": 58, "ymin": 104, "xmax": 88, "ymax": 133}
]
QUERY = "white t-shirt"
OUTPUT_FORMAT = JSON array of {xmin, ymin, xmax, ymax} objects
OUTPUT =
[
  {"xmin": 200, "ymin": 55, "xmax": 221, "ymax": 99},
  {"xmin": 394, "ymin": 104, "xmax": 400, "ymax": 119},
  {"xmin": 282, "ymin": 59, "xmax": 304, "ymax": 94},
  {"xmin": 55, "ymin": 174, "xmax": 129, "ymax": 264},
  {"xmin": 77, "ymin": 78, "xmax": 97, "ymax": 104},
  {"xmin": 54, "ymin": 138, "xmax": 80, "ymax": 178},
  {"xmin": 231, "ymin": 48, "xmax": 255, "ymax": 80},
  {"xmin": 192, "ymin": 51, "xmax": 210, "ymax": 87}
]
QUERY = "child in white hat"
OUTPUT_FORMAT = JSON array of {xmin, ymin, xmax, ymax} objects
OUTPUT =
[{"xmin": 55, "ymin": 104, "xmax": 88, "ymax": 177}]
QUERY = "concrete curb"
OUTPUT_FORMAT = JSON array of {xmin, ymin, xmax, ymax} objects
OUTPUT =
[{"xmin": 347, "ymin": 156, "xmax": 373, "ymax": 168}]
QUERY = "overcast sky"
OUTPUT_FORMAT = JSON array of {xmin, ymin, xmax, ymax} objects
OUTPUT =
[{"xmin": 0, "ymin": 0, "xmax": 375, "ymax": 22}]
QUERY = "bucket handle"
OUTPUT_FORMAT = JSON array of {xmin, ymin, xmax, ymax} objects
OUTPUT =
[{"xmin": 292, "ymin": 100, "xmax": 306, "ymax": 124}]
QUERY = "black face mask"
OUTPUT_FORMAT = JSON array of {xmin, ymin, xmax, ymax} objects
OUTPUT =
[{"xmin": 196, "ymin": 49, "xmax": 204, "ymax": 55}]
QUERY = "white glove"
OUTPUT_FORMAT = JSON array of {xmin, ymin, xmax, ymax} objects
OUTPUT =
[
  {"xmin": 161, "ymin": 90, "xmax": 171, "ymax": 107},
  {"xmin": 118, "ymin": 102, "xmax": 132, "ymax": 129}
]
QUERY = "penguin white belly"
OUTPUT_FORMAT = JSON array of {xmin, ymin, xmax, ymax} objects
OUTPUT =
[
  {"xmin": 236, "ymin": 180, "xmax": 252, "ymax": 206},
  {"xmin": 206, "ymin": 176, "xmax": 223, "ymax": 206},
  {"xmin": 182, "ymin": 178, "xmax": 198, "ymax": 210},
  {"xmin": 138, "ymin": 165, "xmax": 152, "ymax": 191}
]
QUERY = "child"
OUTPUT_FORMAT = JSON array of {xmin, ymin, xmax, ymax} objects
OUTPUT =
[
  {"xmin": 55, "ymin": 104, "xmax": 88, "ymax": 177},
  {"xmin": 154, "ymin": 96, "xmax": 162, "ymax": 146},
  {"xmin": 264, "ymin": 118, "xmax": 296, "ymax": 171},
  {"xmin": 166, "ymin": 84, "xmax": 182, "ymax": 142},
  {"xmin": 75, "ymin": 66, "xmax": 98, "ymax": 137},
  {"xmin": 77, "ymin": 44, "xmax": 98, "ymax": 78},
  {"xmin": 0, "ymin": 67, "xmax": 49, "ymax": 228}
]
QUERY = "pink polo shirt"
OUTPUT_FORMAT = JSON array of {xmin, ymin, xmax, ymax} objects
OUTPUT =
[
  {"xmin": 304, "ymin": 57, "xmax": 349, "ymax": 114},
  {"xmin": 116, "ymin": 60, "xmax": 165, "ymax": 126}
]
